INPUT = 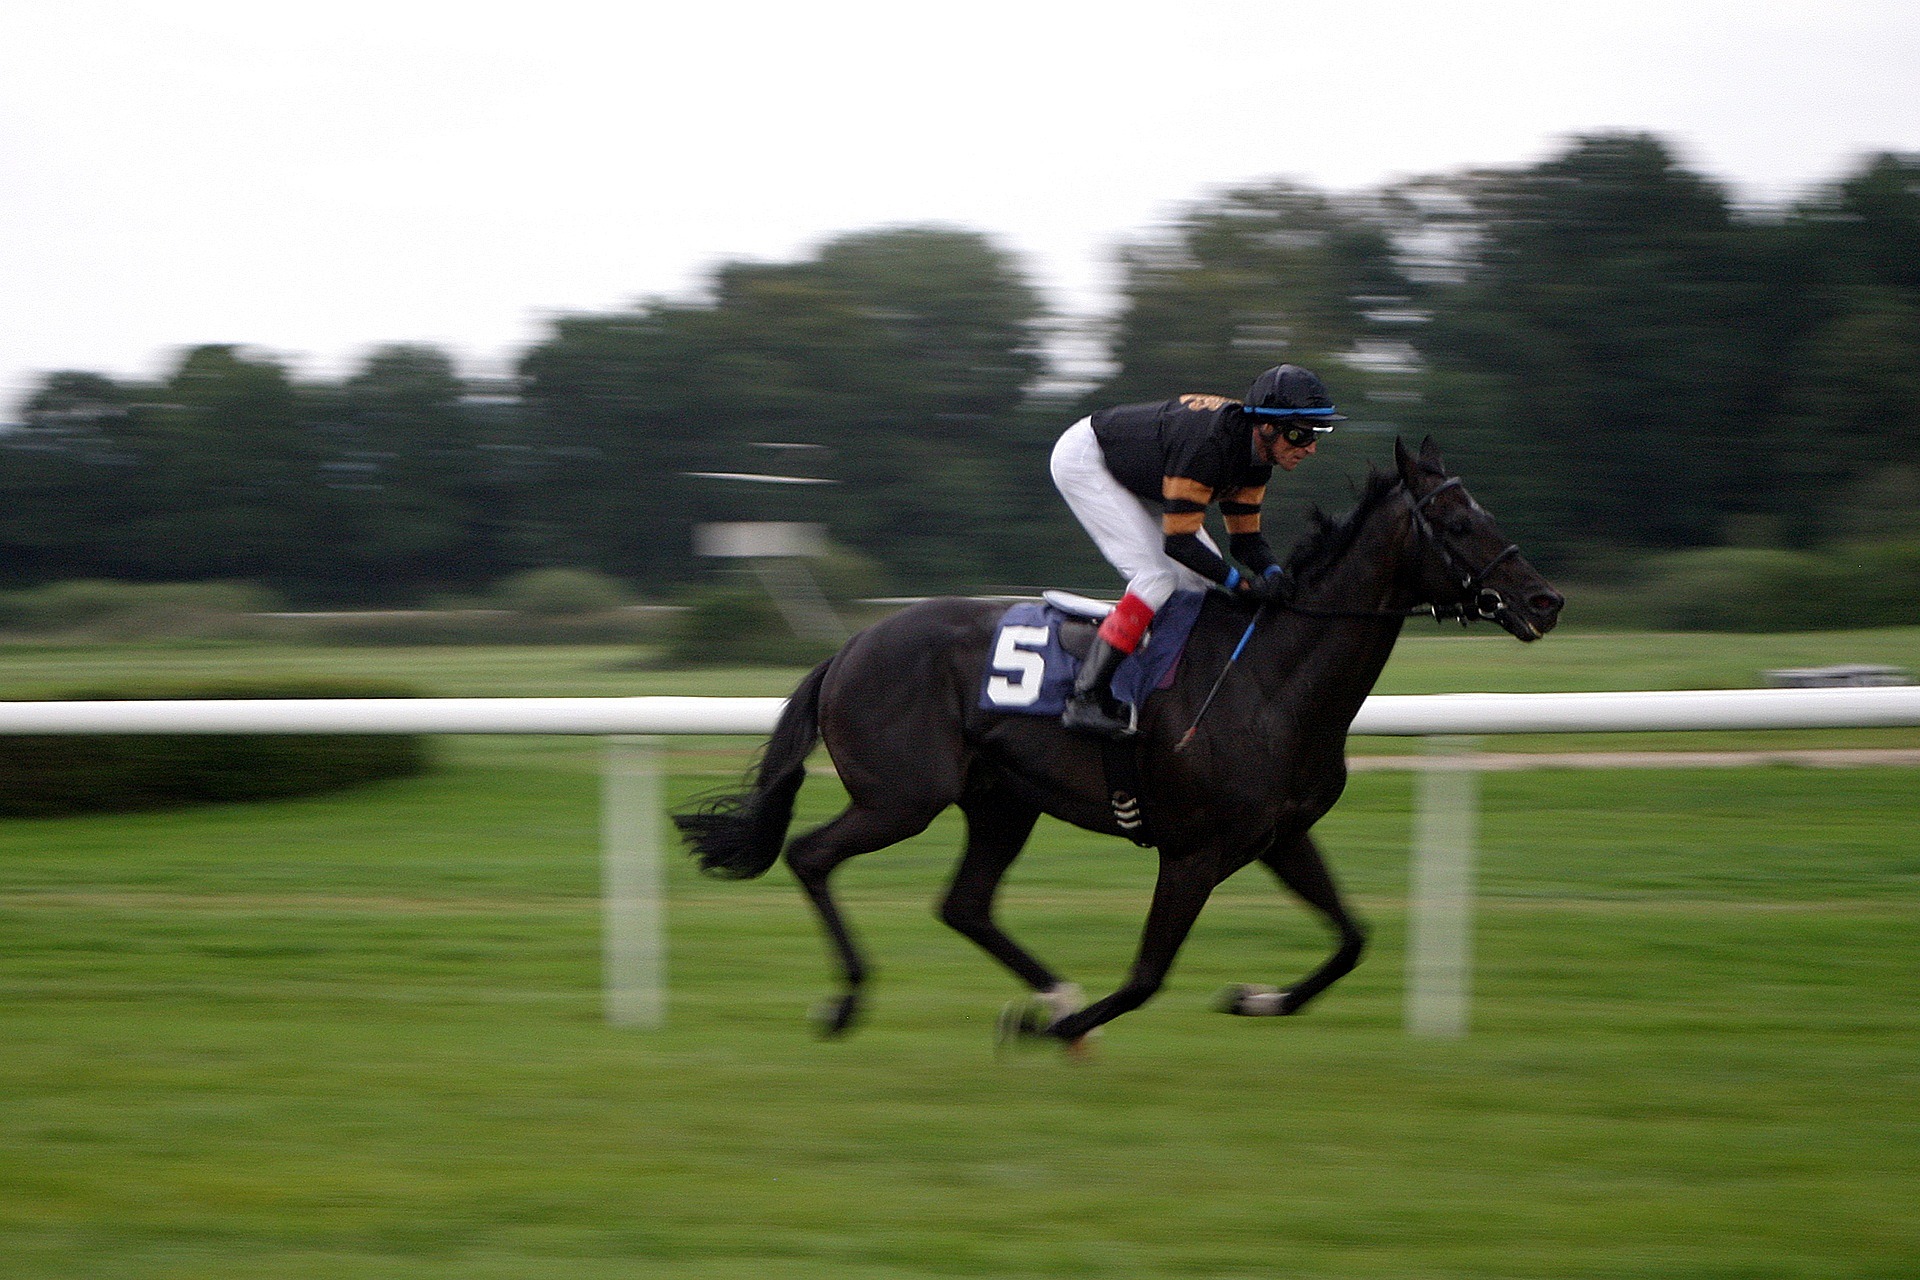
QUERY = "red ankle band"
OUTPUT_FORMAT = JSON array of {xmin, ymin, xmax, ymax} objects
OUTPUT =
[{"xmin": 1097, "ymin": 593, "xmax": 1155, "ymax": 653}]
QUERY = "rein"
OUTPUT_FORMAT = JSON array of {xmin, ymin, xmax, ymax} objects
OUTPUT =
[{"xmin": 1278, "ymin": 478, "xmax": 1519, "ymax": 625}]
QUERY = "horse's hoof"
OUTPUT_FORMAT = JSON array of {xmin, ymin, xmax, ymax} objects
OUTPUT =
[
  {"xmin": 811, "ymin": 994, "xmax": 861, "ymax": 1038},
  {"xmin": 997, "ymin": 984, "xmax": 1096, "ymax": 1055},
  {"xmin": 995, "ymin": 998, "xmax": 1051, "ymax": 1052},
  {"xmin": 1218, "ymin": 984, "xmax": 1291, "ymax": 1016},
  {"xmin": 995, "ymin": 1004, "xmax": 1097, "ymax": 1061}
]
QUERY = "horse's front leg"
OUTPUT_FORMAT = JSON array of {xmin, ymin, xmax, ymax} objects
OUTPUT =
[
  {"xmin": 1220, "ymin": 829, "xmax": 1368, "ymax": 1017},
  {"xmin": 940, "ymin": 794, "xmax": 1100, "ymax": 1042},
  {"xmin": 1045, "ymin": 846, "xmax": 1223, "ymax": 1045}
]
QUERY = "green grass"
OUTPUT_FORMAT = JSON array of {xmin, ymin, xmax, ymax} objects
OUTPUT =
[{"xmin": 3, "ymin": 635, "xmax": 1919, "ymax": 1276}]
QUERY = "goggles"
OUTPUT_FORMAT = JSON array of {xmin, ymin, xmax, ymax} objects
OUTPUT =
[{"xmin": 1245, "ymin": 405, "xmax": 1340, "ymax": 448}]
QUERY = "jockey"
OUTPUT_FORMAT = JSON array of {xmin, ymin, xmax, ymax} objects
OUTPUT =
[{"xmin": 1050, "ymin": 363, "xmax": 1343, "ymax": 738}]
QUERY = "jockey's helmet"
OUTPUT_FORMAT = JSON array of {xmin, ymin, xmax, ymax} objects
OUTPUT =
[{"xmin": 1244, "ymin": 365, "xmax": 1346, "ymax": 420}]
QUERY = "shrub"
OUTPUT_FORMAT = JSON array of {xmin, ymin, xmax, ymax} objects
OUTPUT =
[
  {"xmin": 1635, "ymin": 548, "xmax": 1843, "ymax": 631},
  {"xmin": 303, "ymin": 609, "xmax": 671, "ymax": 646},
  {"xmin": 0, "ymin": 581, "xmax": 285, "ymax": 641},
  {"xmin": 652, "ymin": 587, "xmax": 840, "ymax": 668},
  {"xmin": 1827, "ymin": 539, "xmax": 1920, "ymax": 628},
  {"xmin": 1631, "ymin": 544, "xmax": 1920, "ymax": 632},
  {"xmin": 489, "ymin": 568, "xmax": 633, "ymax": 617},
  {"xmin": 806, "ymin": 547, "xmax": 891, "ymax": 604},
  {"xmin": 0, "ymin": 678, "xmax": 432, "ymax": 818}
]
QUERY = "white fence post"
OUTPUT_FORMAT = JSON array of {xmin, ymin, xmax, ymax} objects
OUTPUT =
[
  {"xmin": 601, "ymin": 735, "xmax": 664, "ymax": 1028},
  {"xmin": 1405, "ymin": 734, "xmax": 1480, "ymax": 1038}
]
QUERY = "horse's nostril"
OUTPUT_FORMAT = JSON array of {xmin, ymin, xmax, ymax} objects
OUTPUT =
[{"xmin": 1532, "ymin": 592, "xmax": 1564, "ymax": 614}]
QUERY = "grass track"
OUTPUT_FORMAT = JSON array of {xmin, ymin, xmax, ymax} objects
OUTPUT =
[
  {"xmin": 3, "ymin": 635, "xmax": 1919, "ymax": 1276},
  {"xmin": 4, "ymin": 733, "xmax": 1918, "ymax": 1277}
]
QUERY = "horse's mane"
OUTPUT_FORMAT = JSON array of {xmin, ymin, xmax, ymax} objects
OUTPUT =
[{"xmin": 1283, "ymin": 468, "xmax": 1403, "ymax": 583}]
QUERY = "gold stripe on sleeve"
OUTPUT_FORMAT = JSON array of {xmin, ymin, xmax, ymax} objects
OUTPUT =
[
  {"xmin": 1162, "ymin": 511, "xmax": 1207, "ymax": 536},
  {"xmin": 1162, "ymin": 476, "xmax": 1214, "ymax": 505}
]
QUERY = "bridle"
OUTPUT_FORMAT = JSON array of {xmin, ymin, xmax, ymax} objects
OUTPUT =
[
  {"xmin": 1278, "ymin": 476, "xmax": 1521, "ymax": 625},
  {"xmin": 1404, "ymin": 477, "xmax": 1521, "ymax": 624}
]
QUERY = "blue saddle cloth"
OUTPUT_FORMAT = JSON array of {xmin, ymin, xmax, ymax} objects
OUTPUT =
[{"xmin": 977, "ymin": 590, "xmax": 1208, "ymax": 717}]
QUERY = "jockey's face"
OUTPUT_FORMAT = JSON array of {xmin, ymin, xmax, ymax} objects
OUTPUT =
[
  {"xmin": 1273, "ymin": 438, "xmax": 1316, "ymax": 470},
  {"xmin": 1259, "ymin": 426, "xmax": 1317, "ymax": 470}
]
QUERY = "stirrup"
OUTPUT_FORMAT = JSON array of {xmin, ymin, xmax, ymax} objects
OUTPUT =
[{"xmin": 1061, "ymin": 694, "xmax": 1137, "ymax": 739}]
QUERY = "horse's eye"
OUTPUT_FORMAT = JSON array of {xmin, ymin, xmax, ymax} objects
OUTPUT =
[{"xmin": 1447, "ymin": 517, "xmax": 1474, "ymax": 537}]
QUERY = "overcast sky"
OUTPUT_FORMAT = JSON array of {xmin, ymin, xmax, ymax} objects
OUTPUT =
[{"xmin": 3, "ymin": 0, "xmax": 1918, "ymax": 412}]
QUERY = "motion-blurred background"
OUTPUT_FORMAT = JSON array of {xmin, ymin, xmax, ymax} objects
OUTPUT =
[{"xmin": 4, "ymin": 2, "xmax": 1918, "ymax": 634}]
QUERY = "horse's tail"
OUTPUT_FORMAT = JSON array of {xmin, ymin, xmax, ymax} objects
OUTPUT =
[{"xmin": 672, "ymin": 659, "xmax": 830, "ymax": 880}]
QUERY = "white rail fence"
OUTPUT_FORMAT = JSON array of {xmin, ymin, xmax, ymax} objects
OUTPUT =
[{"xmin": 7, "ymin": 686, "xmax": 1920, "ymax": 1036}]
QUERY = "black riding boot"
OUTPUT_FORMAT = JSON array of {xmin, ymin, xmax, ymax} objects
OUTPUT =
[{"xmin": 1061, "ymin": 636, "xmax": 1135, "ymax": 739}]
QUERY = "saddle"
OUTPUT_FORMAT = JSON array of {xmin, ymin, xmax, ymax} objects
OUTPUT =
[{"xmin": 1039, "ymin": 592, "xmax": 1106, "ymax": 667}]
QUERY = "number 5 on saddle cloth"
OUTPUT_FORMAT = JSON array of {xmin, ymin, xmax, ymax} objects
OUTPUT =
[{"xmin": 978, "ymin": 589, "xmax": 1209, "ymax": 718}]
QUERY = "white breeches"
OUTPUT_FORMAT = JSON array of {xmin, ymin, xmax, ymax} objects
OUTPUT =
[{"xmin": 1049, "ymin": 417, "xmax": 1218, "ymax": 610}]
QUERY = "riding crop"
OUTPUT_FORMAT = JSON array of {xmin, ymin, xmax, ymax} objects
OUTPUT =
[{"xmin": 1175, "ymin": 606, "xmax": 1262, "ymax": 751}]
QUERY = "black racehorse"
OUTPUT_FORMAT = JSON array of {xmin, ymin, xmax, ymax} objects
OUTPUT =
[{"xmin": 675, "ymin": 439, "xmax": 1563, "ymax": 1047}]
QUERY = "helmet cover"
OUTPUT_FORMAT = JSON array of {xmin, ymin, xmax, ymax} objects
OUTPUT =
[{"xmin": 1244, "ymin": 365, "xmax": 1346, "ymax": 420}]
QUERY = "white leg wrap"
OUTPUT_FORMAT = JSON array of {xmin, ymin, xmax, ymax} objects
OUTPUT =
[
  {"xmin": 1221, "ymin": 983, "xmax": 1288, "ymax": 1016},
  {"xmin": 1037, "ymin": 982, "xmax": 1085, "ymax": 1022}
]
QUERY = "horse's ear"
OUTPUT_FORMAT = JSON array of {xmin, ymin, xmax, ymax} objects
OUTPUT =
[
  {"xmin": 1419, "ymin": 435, "xmax": 1445, "ymax": 470},
  {"xmin": 1394, "ymin": 436, "xmax": 1419, "ymax": 485}
]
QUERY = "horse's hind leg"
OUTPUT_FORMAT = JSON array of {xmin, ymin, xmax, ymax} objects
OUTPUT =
[
  {"xmin": 939, "ymin": 796, "xmax": 1082, "ymax": 1023},
  {"xmin": 784, "ymin": 802, "xmax": 940, "ymax": 1037},
  {"xmin": 1221, "ymin": 830, "xmax": 1368, "ymax": 1017}
]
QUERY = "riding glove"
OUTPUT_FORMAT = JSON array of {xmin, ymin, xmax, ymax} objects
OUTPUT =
[{"xmin": 1242, "ymin": 565, "xmax": 1296, "ymax": 606}]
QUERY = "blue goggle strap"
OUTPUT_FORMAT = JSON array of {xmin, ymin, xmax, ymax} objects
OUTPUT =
[{"xmin": 1244, "ymin": 405, "xmax": 1339, "ymax": 424}]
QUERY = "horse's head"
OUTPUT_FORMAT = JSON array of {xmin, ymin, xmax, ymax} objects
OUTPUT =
[{"xmin": 1395, "ymin": 437, "xmax": 1564, "ymax": 641}]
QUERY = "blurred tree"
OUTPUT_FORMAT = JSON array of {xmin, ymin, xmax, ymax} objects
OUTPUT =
[
  {"xmin": 518, "ymin": 225, "xmax": 1055, "ymax": 591},
  {"xmin": 0, "ymin": 371, "xmax": 149, "ymax": 584},
  {"xmin": 1409, "ymin": 134, "xmax": 1797, "ymax": 560},
  {"xmin": 127, "ymin": 345, "xmax": 316, "ymax": 579},
  {"xmin": 9, "ymin": 144, "xmax": 1916, "ymax": 605},
  {"xmin": 709, "ymin": 227, "xmax": 1049, "ymax": 585},
  {"xmin": 517, "ymin": 302, "xmax": 731, "ymax": 586},
  {"xmin": 1087, "ymin": 180, "xmax": 1422, "ymax": 543},
  {"xmin": 4, "ymin": 349, "xmax": 325, "ymax": 586},
  {"xmin": 1098, "ymin": 180, "xmax": 1413, "ymax": 403},
  {"xmin": 0, "ymin": 348, "xmax": 528, "ymax": 603},
  {"xmin": 300, "ymin": 344, "xmax": 511, "ymax": 600},
  {"xmin": 1818, "ymin": 152, "xmax": 1920, "ymax": 295},
  {"xmin": 1767, "ymin": 154, "xmax": 1920, "ymax": 542}
]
